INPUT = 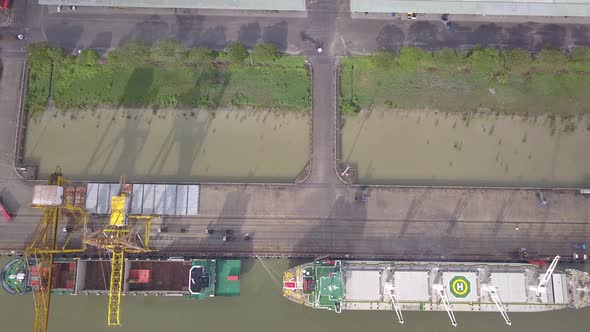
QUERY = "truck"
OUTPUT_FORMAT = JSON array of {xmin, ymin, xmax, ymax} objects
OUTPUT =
[
  {"xmin": 1, "ymin": 0, "xmax": 11, "ymax": 11},
  {"xmin": 0, "ymin": 199, "xmax": 12, "ymax": 221}
]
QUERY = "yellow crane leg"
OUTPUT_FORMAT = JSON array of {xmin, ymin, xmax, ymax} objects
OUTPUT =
[{"xmin": 107, "ymin": 246, "xmax": 125, "ymax": 326}]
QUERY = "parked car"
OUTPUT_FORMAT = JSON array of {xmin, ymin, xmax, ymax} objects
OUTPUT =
[{"xmin": 223, "ymin": 229, "xmax": 231, "ymax": 242}]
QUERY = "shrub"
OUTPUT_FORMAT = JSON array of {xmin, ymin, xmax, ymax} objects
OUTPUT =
[
  {"xmin": 432, "ymin": 48, "xmax": 464, "ymax": 68},
  {"xmin": 185, "ymin": 48, "xmax": 218, "ymax": 67},
  {"xmin": 503, "ymin": 49, "xmax": 532, "ymax": 71},
  {"xmin": 372, "ymin": 49, "xmax": 396, "ymax": 68},
  {"xmin": 77, "ymin": 49, "xmax": 100, "ymax": 66},
  {"xmin": 152, "ymin": 39, "xmax": 184, "ymax": 60},
  {"xmin": 227, "ymin": 42, "xmax": 249, "ymax": 64},
  {"xmin": 470, "ymin": 47, "xmax": 502, "ymax": 77},
  {"xmin": 340, "ymin": 96, "xmax": 360, "ymax": 114},
  {"xmin": 570, "ymin": 48, "xmax": 590, "ymax": 66},
  {"xmin": 252, "ymin": 43, "xmax": 281, "ymax": 64},
  {"xmin": 536, "ymin": 48, "xmax": 568, "ymax": 65},
  {"xmin": 118, "ymin": 41, "xmax": 149, "ymax": 63},
  {"xmin": 397, "ymin": 47, "xmax": 428, "ymax": 70}
]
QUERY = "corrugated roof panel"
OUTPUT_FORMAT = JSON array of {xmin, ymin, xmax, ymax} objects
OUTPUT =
[
  {"xmin": 131, "ymin": 184, "xmax": 143, "ymax": 215},
  {"xmin": 187, "ymin": 185, "xmax": 200, "ymax": 215},
  {"xmin": 164, "ymin": 185, "xmax": 177, "ymax": 215},
  {"xmin": 175, "ymin": 185, "xmax": 188, "ymax": 215},
  {"xmin": 154, "ymin": 185, "xmax": 166, "ymax": 215},
  {"xmin": 96, "ymin": 184, "xmax": 111, "ymax": 214},
  {"xmin": 142, "ymin": 184, "xmax": 155, "ymax": 215},
  {"xmin": 85, "ymin": 183, "xmax": 99, "ymax": 214}
]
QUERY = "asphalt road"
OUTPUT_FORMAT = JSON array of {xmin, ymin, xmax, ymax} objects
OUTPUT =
[
  {"xmin": 0, "ymin": 1, "xmax": 589, "ymax": 261},
  {"xmin": 16, "ymin": 1, "xmax": 590, "ymax": 56}
]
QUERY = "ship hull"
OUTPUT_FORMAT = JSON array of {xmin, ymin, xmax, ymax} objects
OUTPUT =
[{"xmin": 283, "ymin": 260, "xmax": 590, "ymax": 314}]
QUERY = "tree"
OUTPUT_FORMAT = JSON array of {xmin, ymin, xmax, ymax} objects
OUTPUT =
[
  {"xmin": 227, "ymin": 42, "xmax": 249, "ymax": 64},
  {"xmin": 252, "ymin": 43, "xmax": 280, "ymax": 64},
  {"xmin": 77, "ymin": 49, "xmax": 100, "ymax": 66}
]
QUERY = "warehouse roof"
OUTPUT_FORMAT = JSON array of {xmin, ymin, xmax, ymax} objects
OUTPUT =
[
  {"xmin": 351, "ymin": 0, "xmax": 590, "ymax": 17},
  {"xmin": 38, "ymin": 0, "xmax": 305, "ymax": 11}
]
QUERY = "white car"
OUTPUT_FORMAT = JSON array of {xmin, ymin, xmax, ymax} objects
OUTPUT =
[{"xmin": 57, "ymin": 5, "xmax": 62, "ymax": 12}]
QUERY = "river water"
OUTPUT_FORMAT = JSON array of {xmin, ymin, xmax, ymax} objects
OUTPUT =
[
  {"xmin": 342, "ymin": 109, "xmax": 590, "ymax": 187},
  {"xmin": 23, "ymin": 107, "xmax": 309, "ymax": 183},
  {"xmin": 2, "ymin": 256, "xmax": 589, "ymax": 332}
]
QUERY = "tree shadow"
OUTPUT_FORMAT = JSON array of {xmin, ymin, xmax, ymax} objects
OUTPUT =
[
  {"xmin": 376, "ymin": 25, "xmax": 405, "ymax": 51},
  {"xmin": 117, "ymin": 67, "xmax": 157, "ymax": 108},
  {"xmin": 262, "ymin": 21, "xmax": 288, "ymax": 52},
  {"xmin": 238, "ymin": 22, "xmax": 261, "ymax": 48}
]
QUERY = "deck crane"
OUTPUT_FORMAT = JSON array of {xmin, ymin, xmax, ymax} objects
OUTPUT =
[
  {"xmin": 530, "ymin": 255, "xmax": 560, "ymax": 295},
  {"xmin": 384, "ymin": 283, "xmax": 404, "ymax": 324},
  {"xmin": 24, "ymin": 168, "xmax": 88, "ymax": 332},
  {"xmin": 433, "ymin": 284, "xmax": 457, "ymax": 327},
  {"xmin": 481, "ymin": 285, "xmax": 511, "ymax": 325},
  {"xmin": 83, "ymin": 180, "xmax": 154, "ymax": 327}
]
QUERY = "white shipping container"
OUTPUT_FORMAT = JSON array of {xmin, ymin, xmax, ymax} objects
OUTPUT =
[{"xmin": 32, "ymin": 185, "xmax": 64, "ymax": 206}]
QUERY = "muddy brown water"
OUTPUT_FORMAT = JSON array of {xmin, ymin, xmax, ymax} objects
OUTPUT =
[
  {"xmin": 1, "ymin": 257, "xmax": 589, "ymax": 332},
  {"xmin": 23, "ymin": 108, "xmax": 309, "ymax": 182},
  {"xmin": 342, "ymin": 109, "xmax": 590, "ymax": 187}
]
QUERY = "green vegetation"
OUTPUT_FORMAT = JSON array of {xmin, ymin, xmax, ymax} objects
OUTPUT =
[
  {"xmin": 341, "ymin": 47, "xmax": 590, "ymax": 116},
  {"xmin": 26, "ymin": 41, "xmax": 310, "ymax": 113}
]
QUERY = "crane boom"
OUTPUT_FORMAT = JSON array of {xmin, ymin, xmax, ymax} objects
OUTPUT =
[
  {"xmin": 84, "ymin": 185, "xmax": 154, "ymax": 327},
  {"xmin": 384, "ymin": 283, "xmax": 404, "ymax": 324},
  {"xmin": 108, "ymin": 245, "xmax": 125, "ymax": 326},
  {"xmin": 530, "ymin": 255, "xmax": 560, "ymax": 295},
  {"xmin": 24, "ymin": 168, "xmax": 88, "ymax": 332},
  {"xmin": 482, "ymin": 285, "xmax": 511, "ymax": 325}
]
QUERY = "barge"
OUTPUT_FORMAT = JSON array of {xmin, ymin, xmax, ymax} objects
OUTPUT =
[
  {"xmin": 283, "ymin": 258, "xmax": 590, "ymax": 326},
  {"xmin": 1, "ymin": 257, "xmax": 240, "ymax": 298}
]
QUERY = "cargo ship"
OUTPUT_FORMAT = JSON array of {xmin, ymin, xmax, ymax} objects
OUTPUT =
[
  {"xmin": 283, "ymin": 259, "xmax": 590, "ymax": 326},
  {"xmin": 1, "ymin": 257, "xmax": 240, "ymax": 299}
]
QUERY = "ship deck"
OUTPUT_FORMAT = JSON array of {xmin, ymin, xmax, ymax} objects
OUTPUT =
[
  {"xmin": 127, "ymin": 261, "xmax": 191, "ymax": 292},
  {"xmin": 284, "ymin": 260, "xmax": 590, "ymax": 314}
]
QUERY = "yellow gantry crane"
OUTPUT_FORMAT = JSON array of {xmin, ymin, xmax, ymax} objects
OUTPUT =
[
  {"xmin": 24, "ymin": 168, "xmax": 88, "ymax": 332},
  {"xmin": 84, "ymin": 179, "xmax": 154, "ymax": 327}
]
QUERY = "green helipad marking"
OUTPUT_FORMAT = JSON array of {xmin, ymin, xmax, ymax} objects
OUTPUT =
[{"xmin": 449, "ymin": 276, "xmax": 471, "ymax": 298}]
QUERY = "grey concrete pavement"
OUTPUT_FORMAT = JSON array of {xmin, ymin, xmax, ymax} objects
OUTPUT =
[
  {"xmin": 67, "ymin": 185, "xmax": 590, "ymax": 261},
  {"xmin": 0, "ymin": 50, "xmax": 41, "ymax": 249},
  {"xmin": 306, "ymin": 56, "xmax": 340, "ymax": 185},
  {"xmin": 4, "ymin": 184, "xmax": 589, "ymax": 261}
]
